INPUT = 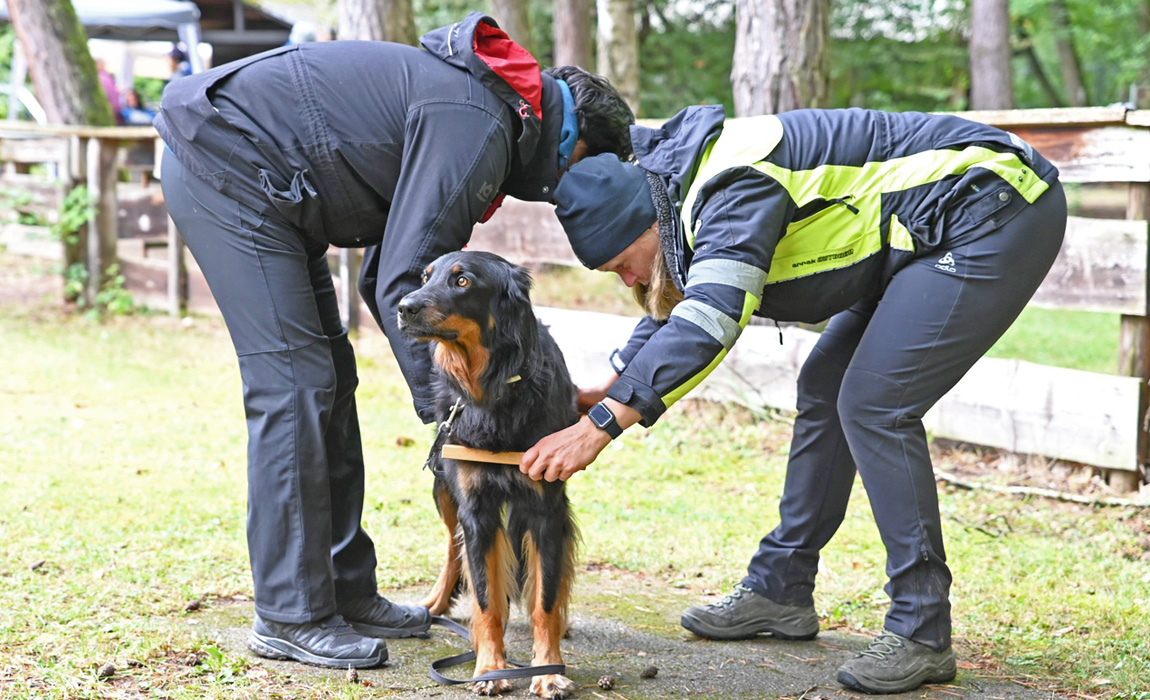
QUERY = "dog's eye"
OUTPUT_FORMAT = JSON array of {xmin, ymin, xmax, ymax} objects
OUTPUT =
[
  {"xmin": 420, "ymin": 274, "xmax": 429, "ymax": 285},
  {"xmin": 456, "ymin": 276, "xmax": 470, "ymax": 288}
]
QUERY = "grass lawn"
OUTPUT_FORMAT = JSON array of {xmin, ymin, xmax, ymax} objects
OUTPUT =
[{"xmin": 2, "ymin": 281, "xmax": 1149, "ymax": 699}]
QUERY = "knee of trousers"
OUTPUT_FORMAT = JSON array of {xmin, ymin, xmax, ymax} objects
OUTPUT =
[
  {"xmin": 835, "ymin": 369, "xmax": 910, "ymax": 437},
  {"xmin": 238, "ymin": 342, "xmax": 340, "ymax": 405},
  {"xmin": 795, "ymin": 347, "xmax": 849, "ymax": 412}
]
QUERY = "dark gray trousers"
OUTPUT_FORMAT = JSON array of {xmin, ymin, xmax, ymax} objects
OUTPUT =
[
  {"xmin": 743, "ymin": 181, "xmax": 1067, "ymax": 650},
  {"xmin": 161, "ymin": 149, "xmax": 378, "ymax": 623}
]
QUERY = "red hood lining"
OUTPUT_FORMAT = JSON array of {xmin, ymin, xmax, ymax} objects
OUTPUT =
[{"xmin": 473, "ymin": 22, "xmax": 542, "ymax": 118}]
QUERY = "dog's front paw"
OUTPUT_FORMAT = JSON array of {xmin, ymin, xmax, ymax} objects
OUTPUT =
[
  {"xmin": 472, "ymin": 677, "xmax": 513, "ymax": 696},
  {"xmin": 530, "ymin": 673, "xmax": 576, "ymax": 699}
]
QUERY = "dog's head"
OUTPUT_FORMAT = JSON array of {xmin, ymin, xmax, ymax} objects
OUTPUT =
[{"xmin": 398, "ymin": 251, "xmax": 537, "ymax": 403}]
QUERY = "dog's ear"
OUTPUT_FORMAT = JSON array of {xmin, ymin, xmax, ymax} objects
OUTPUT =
[
  {"xmin": 505, "ymin": 263, "xmax": 533, "ymax": 307},
  {"xmin": 486, "ymin": 262, "xmax": 538, "ymax": 383}
]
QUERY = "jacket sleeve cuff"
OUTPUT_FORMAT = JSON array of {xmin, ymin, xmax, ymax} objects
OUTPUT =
[
  {"xmin": 609, "ymin": 349, "xmax": 628, "ymax": 374},
  {"xmin": 414, "ymin": 397, "xmax": 437, "ymax": 425},
  {"xmin": 607, "ymin": 376, "xmax": 667, "ymax": 427}
]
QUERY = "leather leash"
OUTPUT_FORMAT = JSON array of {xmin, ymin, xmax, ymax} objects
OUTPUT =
[{"xmin": 428, "ymin": 615, "xmax": 566, "ymax": 685}]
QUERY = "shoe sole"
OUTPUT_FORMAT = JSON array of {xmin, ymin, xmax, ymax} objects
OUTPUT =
[
  {"xmin": 836, "ymin": 664, "xmax": 957, "ymax": 694},
  {"xmin": 680, "ymin": 612, "xmax": 819, "ymax": 641},
  {"xmin": 348, "ymin": 619, "xmax": 432, "ymax": 639},
  {"xmin": 248, "ymin": 631, "xmax": 388, "ymax": 669}
]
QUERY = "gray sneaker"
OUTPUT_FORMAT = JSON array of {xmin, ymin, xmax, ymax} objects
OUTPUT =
[
  {"xmin": 680, "ymin": 584, "xmax": 819, "ymax": 640},
  {"xmin": 837, "ymin": 631, "xmax": 957, "ymax": 694}
]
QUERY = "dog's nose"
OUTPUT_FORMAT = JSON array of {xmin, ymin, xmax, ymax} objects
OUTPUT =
[{"xmin": 398, "ymin": 298, "xmax": 424, "ymax": 324}]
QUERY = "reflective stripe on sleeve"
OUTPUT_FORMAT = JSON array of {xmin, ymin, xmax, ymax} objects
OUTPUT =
[
  {"xmin": 685, "ymin": 258, "xmax": 768, "ymax": 301},
  {"xmin": 670, "ymin": 299, "xmax": 742, "ymax": 350}
]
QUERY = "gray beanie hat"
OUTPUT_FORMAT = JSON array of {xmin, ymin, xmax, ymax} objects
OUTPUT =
[{"xmin": 553, "ymin": 153, "xmax": 657, "ymax": 269}]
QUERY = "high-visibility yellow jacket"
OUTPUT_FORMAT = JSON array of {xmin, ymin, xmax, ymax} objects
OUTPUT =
[{"xmin": 606, "ymin": 105, "xmax": 1059, "ymax": 426}]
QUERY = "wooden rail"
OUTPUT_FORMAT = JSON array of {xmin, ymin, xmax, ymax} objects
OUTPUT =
[{"xmin": 0, "ymin": 123, "xmax": 184, "ymax": 315}]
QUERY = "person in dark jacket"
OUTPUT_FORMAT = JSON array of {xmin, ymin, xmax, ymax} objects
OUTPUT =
[
  {"xmin": 524, "ymin": 105, "xmax": 1066, "ymax": 694},
  {"xmin": 156, "ymin": 13, "xmax": 633, "ymax": 669}
]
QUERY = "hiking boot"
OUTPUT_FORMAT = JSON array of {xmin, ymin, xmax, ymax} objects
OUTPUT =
[
  {"xmin": 837, "ymin": 630, "xmax": 957, "ymax": 694},
  {"xmin": 339, "ymin": 593, "xmax": 432, "ymax": 639},
  {"xmin": 680, "ymin": 583, "xmax": 819, "ymax": 640},
  {"xmin": 248, "ymin": 614, "xmax": 388, "ymax": 669}
]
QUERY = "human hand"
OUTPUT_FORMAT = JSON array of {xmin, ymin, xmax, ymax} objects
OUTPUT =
[
  {"xmin": 576, "ymin": 372, "xmax": 620, "ymax": 413},
  {"xmin": 520, "ymin": 417, "xmax": 611, "ymax": 482}
]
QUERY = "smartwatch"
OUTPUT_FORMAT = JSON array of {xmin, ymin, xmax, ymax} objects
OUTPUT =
[{"xmin": 588, "ymin": 401, "xmax": 623, "ymax": 440}]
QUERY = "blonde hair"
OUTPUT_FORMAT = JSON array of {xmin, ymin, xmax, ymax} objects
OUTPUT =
[{"xmin": 632, "ymin": 230, "xmax": 683, "ymax": 320}]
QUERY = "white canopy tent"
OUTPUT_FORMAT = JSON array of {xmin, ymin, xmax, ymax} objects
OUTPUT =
[{"xmin": 2, "ymin": 0, "xmax": 204, "ymax": 122}]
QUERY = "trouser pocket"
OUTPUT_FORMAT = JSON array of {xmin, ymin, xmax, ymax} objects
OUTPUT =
[{"xmin": 258, "ymin": 168, "xmax": 325, "ymax": 241}]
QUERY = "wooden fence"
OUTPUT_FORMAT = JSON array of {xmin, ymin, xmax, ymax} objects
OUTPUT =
[{"xmin": 1, "ymin": 107, "xmax": 1147, "ymax": 492}]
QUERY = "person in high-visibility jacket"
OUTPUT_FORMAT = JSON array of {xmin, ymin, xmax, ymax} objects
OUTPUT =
[{"xmin": 521, "ymin": 105, "xmax": 1066, "ymax": 694}]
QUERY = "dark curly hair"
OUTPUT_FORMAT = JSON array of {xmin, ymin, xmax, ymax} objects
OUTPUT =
[{"xmin": 544, "ymin": 66, "xmax": 634, "ymax": 160}]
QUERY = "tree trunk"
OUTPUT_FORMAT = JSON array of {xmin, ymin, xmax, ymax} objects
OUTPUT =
[
  {"xmin": 1136, "ymin": 0, "xmax": 1150, "ymax": 108},
  {"xmin": 596, "ymin": 0, "xmax": 640, "ymax": 114},
  {"xmin": 6, "ymin": 0, "xmax": 113, "ymax": 126},
  {"xmin": 8, "ymin": 0, "xmax": 114, "ymax": 305},
  {"xmin": 385, "ymin": 0, "xmax": 416, "ymax": 45},
  {"xmin": 731, "ymin": 0, "xmax": 830, "ymax": 117},
  {"xmin": 968, "ymin": 0, "xmax": 1014, "ymax": 110},
  {"xmin": 553, "ymin": 0, "xmax": 593, "ymax": 69},
  {"xmin": 1017, "ymin": 24, "xmax": 1064, "ymax": 107},
  {"xmin": 491, "ymin": 0, "xmax": 533, "ymax": 55},
  {"xmin": 1049, "ymin": 0, "xmax": 1087, "ymax": 106},
  {"xmin": 339, "ymin": 0, "xmax": 415, "ymax": 45}
]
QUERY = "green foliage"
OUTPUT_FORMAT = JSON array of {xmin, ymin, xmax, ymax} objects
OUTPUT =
[
  {"xmin": 133, "ymin": 76, "xmax": 167, "ymax": 110},
  {"xmin": 65, "ymin": 262, "xmax": 135, "ymax": 319},
  {"xmin": 1013, "ymin": 0, "xmax": 1150, "ymax": 107},
  {"xmin": 196, "ymin": 643, "xmax": 249, "ymax": 683},
  {"xmin": 52, "ymin": 185, "xmax": 97, "ymax": 248},
  {"xmin": 92, "ymin": 263, "xmax": 134, "ymax": 318},
  {"xmin": 49, "ymin": 187, "xmax": 135, "ymax": 317},
  {"xmin": 0, "ymin": 187, "xmax": 49, "ymax": 227},
  {"xmin": 640, "ymin": 25, "xmax": 735, "ymax": 117},
  {"xmin": 0, "ymin": 25, "xmax": 15, "ymax": 120},
  {"xmin": 63, "ymin": 262, "xmax": 87, "ymax": 301}
]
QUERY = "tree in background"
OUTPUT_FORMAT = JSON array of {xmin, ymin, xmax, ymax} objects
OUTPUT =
[
  {"xmin": 338, "ymin": 0, "xmax": 386, "ymax": 40},
  {"xmin": 7, "ymin": 0, "xmax": 114, "ymax": 304},
  {"xmin": 6, "ymin": 0, "xmax": 112, "ymax": 126},
  {"xmin": 340, "ymin": 0, "xmax": 415, "ymax": 44},
  {"xmin": 553, "ymin": 0, "xmax": 593, "ymax": 68},
  {"xmin": 830, "ymin": 1, "xmax": 968, "ymax": 112},
  {"xmin": 969, "ymin": 0, "xmax": 1014, "ymax": 109},
  {"xmin": 731, "ymin": 0, "xmax": 829, "ymax": 116},
  {"xmin": 597, "ymin": 0, "xmax": 640, "ymax": 113},
  {"xmin": 1048, "ymin": 0, "xmax": 1087, "ymax": 105},
  {"xmin": 491, "ymin": 0, "xmax": 534, "ymax": 54}
]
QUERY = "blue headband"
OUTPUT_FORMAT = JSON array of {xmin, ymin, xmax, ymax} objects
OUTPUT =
[{"xmin": 556, "ymin": 79, "xmax": 578, "ymax": 170}]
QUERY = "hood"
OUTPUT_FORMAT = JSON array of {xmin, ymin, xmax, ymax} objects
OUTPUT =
[
  {"xmin": 421, "ymin": 12, "xmax": 543, "ymax": 167},
  {"xmin": 631, "ymin": 104, "xmax": 726, "ymax": 207},
  {"xmin": 500, "ymin": 74, "xmax": 563, "ymax": 202}
]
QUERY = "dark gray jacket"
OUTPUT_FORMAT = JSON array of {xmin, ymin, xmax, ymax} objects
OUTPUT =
[{"xmin": 155, "ymin": 13, "xmax": 565, "ymax": 422}]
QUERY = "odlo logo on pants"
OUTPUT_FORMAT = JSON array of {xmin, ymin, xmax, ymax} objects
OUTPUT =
[{"xmin": 934, "ymin": 252, "xmax": 957, "ymax": 274}]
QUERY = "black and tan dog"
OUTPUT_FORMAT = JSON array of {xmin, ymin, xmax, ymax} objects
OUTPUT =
[{"xmin": 397, "ymin": 251, "xmax": 579, "ymax": 698}]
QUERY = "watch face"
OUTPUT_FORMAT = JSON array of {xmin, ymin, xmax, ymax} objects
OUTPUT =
[{"xmin": 589, "ymin": 403, "xmax": 612, "ymax": 428}]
